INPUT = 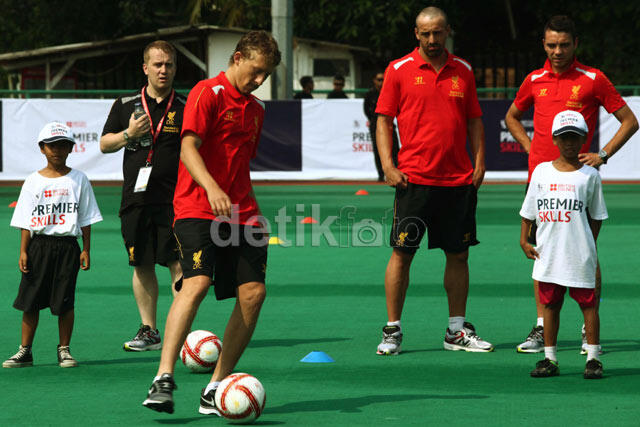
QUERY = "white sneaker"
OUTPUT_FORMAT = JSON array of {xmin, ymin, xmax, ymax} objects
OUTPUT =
[
  {"xmin": 517, "ymin": 326, "xmax": 544, "ymax": 353},
  {"xmin": 444, "ymin": 322, "xmax": 494, "ymax": 352},
  {"xmin": 123, "ymin": 324, "xmax": 162, "ymax": 352},
  {"xmin": 376, "ymin": 325, "xmax": 402, "ymax": 355},
  {"xmin": 580, "ymin": 324, "xmax": 604, "ymax": 355}
]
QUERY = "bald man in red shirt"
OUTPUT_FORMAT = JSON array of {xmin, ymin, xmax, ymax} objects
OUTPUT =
[
  {"xmin": 505, "ymin": 15, "xmax": 638, "ymax": 354},
  {"xmin": 143, "ymin": 31, "xmax": 281, "ymax": 416},
  {"xmin": 375, "ymin": 7, "xmax": 493, "ymax": 356}
]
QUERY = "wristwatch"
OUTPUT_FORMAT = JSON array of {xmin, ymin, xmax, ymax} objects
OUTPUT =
[
  {"xmin": 598, "ymin": 149, "xmax": 608, "ymax": 164},
  {"xmin": 123, "ymin": 130, "xmax": 130, "ymax": 143}
]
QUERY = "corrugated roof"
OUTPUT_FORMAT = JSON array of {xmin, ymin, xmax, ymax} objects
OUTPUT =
[{"xmin": 0, "ymin": 25, "xmax": 369, "ymax": 70}]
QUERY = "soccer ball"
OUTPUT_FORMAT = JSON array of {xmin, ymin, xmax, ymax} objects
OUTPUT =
[
  {"xmin": 215, "ymin": 373, "xmax": 266, "ymax": 423},
  {"xmin": 180, "ymin": 330, "xmax": 221, "ymax": 373}
]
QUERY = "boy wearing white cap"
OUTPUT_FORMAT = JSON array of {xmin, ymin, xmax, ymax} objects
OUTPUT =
[
  {"xmin": 519, "ymin": 110, "xmax": 607, "ymax": 379},
  {"xmin": 3, "ymin": 122, "xmax": 102, "ymax": 369}
]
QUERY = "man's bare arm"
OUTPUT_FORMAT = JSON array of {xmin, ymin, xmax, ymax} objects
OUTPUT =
[
  {"xmin": 505, "ymin": 103, "xmax": 532, "ymax": 154},
  {"xmin": 376, "ymin": 114, "xmax": 407, "ymax": 188},
  {"xmin": 579, "ymin": 105, "xmax": 639, "ymax": 166},
  {"xmin": 100, "ymin": 113, "xmax": 151, "ymax": 153},
  {"xmin": 467, "ymin": 117, "xmax": 486, "ymax": 189}
]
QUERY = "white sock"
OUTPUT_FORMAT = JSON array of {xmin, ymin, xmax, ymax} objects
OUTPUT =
[
  {"xmin": 153, "ymin": 375, "xmax": 161, "ymax": 382},
  {"xmin": 544, "ymin": 346, "xmax": 557, "ymax": 362},
  {"xmin": 586, "ymin": 344, "xmax": 600, "ymax": 361},
  {"xmin": 536, "ymin": 317, "xmax": 544, "ymax": 327},
  {"xmin": 204, "ymin": 381, "xmax": 221, "ymax": 395},
  {"xmin": 449, "ymin": 316, "xmax": 465, "ymax": 332},
  {"xmin": 387, "ymin": 320, "xmax": 401, "ymax": 329}
]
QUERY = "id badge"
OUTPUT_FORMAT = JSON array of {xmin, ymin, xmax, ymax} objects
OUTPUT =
[{"xmin": 133, "ymin": 166, "xmax": 152, "ymax": 193}]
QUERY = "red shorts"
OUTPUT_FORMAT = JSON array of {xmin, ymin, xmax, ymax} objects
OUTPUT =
[{"xmin": 538, "ymin": 282, "xmax": 596, "ymax": 308}]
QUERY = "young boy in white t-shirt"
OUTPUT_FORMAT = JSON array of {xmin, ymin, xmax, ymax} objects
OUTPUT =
[
  {"xmin": 519, "ymin": 110, "xmax": 608, "ymax": 380},
  {"xmin": 3, "ymin": 122, "xmax": 102, "ymax": 369}
]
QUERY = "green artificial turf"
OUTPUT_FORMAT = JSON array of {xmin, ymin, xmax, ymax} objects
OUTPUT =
[{"xmin": 0, "ymin": 183, "xmax": 638, "ymax": 426}]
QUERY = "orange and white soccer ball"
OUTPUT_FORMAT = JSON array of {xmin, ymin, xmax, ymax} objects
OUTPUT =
[
  {"xmin": 215, "ymin": 373, "xmax": 266, "ymax": 423},
  {"xmin": 180, "ymin": 330, "xmax": 221, "ymax": 373}
]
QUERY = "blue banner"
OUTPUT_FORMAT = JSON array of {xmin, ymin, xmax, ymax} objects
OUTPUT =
[
  {"xmin": 480, "ymin": 99, "xmax": 599, "ymax": 171},
  {"xmin": 251, "ymin": 100, "xmax": 302, "ymax": 171}
]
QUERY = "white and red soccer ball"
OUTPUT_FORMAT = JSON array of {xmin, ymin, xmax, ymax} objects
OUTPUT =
[
  {"xmin": 215, "ymin": 373, "xmax": 266, "ymax": 423},
  {"xmin": 180, "ymin": 330, "xmax": 221, "ymax": 373}
]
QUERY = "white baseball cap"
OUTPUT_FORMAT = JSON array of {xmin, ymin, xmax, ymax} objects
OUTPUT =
[
  {"xmin": 37, "ymin": 122, "xmax": 75, "ymax": 145},
  {"xmin": 552, "ymin": 110, "xmax": 588, "ymax": 137}
]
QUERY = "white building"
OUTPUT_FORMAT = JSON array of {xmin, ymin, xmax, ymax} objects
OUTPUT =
[{"xmin": 0, "ymin": 25, "xmax": 371, "ymax": 99}]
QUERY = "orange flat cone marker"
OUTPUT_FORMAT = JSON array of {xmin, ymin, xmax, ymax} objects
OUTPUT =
[
  {"xmin": 355, "ymin": 189, "xmax": 369, "ymax": 196},
  {"xmin": 9, "ymin": 201, "xmax": 17, "ymax": 208},
  {"xmin": 300, "ymin": 217, "xmax": 318, "ymax": 224}
]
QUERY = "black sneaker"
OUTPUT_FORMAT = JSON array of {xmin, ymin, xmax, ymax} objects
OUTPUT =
[
  {"xmin": 199, "ymin": 386, "xmax": 221, "ymax": 416},
  {"xmin": 57, "ymin": 345, "xmax": 78, "ymax": 368},
  {"xmin": 584, "ymin": 359, "xmax": 603, "ymax": 379},
  {"xmin": 3, "ymin": 345, "xmax": 33, "ymax": 368},
  {"xmin": 143, "ymin": 373, "xmax": 177, "ymax": 413},
  {"xmin": 530, "ymin": 358, "xmax": 559, "ymax": 377}
]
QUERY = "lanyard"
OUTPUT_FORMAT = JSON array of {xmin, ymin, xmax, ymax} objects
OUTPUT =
[{"xmin": 140, "ymin": 85, "xmax": 175, "ymax": 166}]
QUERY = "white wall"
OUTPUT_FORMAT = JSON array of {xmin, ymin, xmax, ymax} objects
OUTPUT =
[
  {"xmin": 206, "ymin": 32, "xmax": 272, "ymax": 101},
  {"xmin": 293, "ymin": 42, "xmax": 356, "ymax": 97}
]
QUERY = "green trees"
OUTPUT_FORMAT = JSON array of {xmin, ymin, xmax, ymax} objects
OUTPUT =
[{"xmin": 1, "ymin": 0, "xmax": 638, "ymax": 84}]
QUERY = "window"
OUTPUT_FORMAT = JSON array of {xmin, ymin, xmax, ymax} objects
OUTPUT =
[{"xmin": 313, "ymin": 59, "xmax": 349, "ymax": 77}]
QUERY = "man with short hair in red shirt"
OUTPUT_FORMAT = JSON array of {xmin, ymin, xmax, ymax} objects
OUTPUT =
[
  {"xmin": 375, "ymin": 7, "xmax": 493, "ymax": 356},
  {"xmin": 505, "ymin": 15, "xmax": 638, "ymax": 354},
  {"xmin": 142, "ymin": 30, "xmax": 281, "ymax": 416}
]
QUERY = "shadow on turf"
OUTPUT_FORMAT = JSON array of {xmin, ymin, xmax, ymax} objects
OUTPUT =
[
  {"xmin": 601, "ymin": 368, "xmax": 640, "ymax": 377},
  {"xmin": 248, "ymin": 337, "xmax": 350, "ymax": 348},
  {"xmin": 266, "ymin": 393, "xmax": 488, "ymax": 414},
  {"xmin": 494, "ymin": 339, "xmax": 640, "ymax": 353},
  {"xmin": 396, "ymin": 348, "xmax": 444, "ymax": 354},
  {"xmin": 27, "ymin": 356, "xmax": 160, "ymax": 368},
  {"xmin": 81, "ymin": 356, "xmax": 160, "ymax": 366},
  {"xmin": 155, "ymin": 419, "xmax": 284, "ymax": 425}
]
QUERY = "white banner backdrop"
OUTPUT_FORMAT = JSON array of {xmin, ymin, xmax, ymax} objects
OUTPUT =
[
  {"xmin": 1, "ymin": 99, "xmax": 122, "ymax": 180},
  {"xmin": 251, "ymin": 99, "xmax": 379, "ymax": 180},
  {"xmin": 2, "ymin": 97, "xmax": 639, "ymax": 181},
  {"xmin": 599, "ymin": 96, "xmax": 640, "ymax": 180},
  {"xmin": 302, "ymin": 99, "xmax": 378, "ymax": 179}
]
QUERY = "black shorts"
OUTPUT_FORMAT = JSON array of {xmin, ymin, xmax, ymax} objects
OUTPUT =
[
  {"xmin": 173, "ymin": 219, "xmax": 268, "ymax": 300},
  {"xmin": 390, "ymin": 183, "xmax": 479, "ymax": 254},
  {"xmin": 13, "ymin": 235, "xmax": 80, "ymax": 315},
  {"xmin": 120, "ymin": 204, "xmax": 179, "ymax": 266}
]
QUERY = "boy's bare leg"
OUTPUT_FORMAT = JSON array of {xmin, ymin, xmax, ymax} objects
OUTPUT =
[
  {"xmin": 156, "ymin": 275, "xmax": 210, "ymax": 376},
  {"xmin": 21, "ymin": 311, "xmax": 39, "ymax": 347},
  {"xmin": 543, "ymin": 301, "xmax": 563, "ymax": 347},
  {"xmin": 534, "ymin": 280, "xmax": 544, "ymax": 318},
  {"xmin": 595, "ymin": 262, "xmax": 601, "ymax": 310},
  {"xmin": 58, "ymin": 309, "xmax": 74, "ymax": 346},
  {"xmin": 210, "ymin": 281, "xmax": 266, "ymax": 382},
  {"xmin": 582, "ymin": 305, "xmax": 600, "ymax": 345}
]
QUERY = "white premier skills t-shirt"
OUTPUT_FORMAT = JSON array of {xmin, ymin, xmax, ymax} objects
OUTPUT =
[
  {"xmin": 520, "ymin": 162, "xmax": 608, "ymax": 288},
  {"xmin": 11, "ymin": 169, "xmax": 102, "ymax": 237}
]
